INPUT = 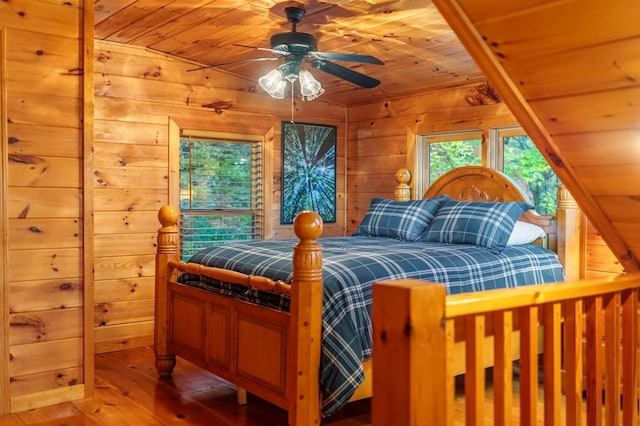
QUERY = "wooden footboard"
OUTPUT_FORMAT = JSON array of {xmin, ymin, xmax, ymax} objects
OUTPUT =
[
  {"xmin": 372, "ymin": 274, "xmax": 640, "ymax": 425},
  {"xmin": 154, "ymin": 206, "xmax": 325, "ymax": 426}
]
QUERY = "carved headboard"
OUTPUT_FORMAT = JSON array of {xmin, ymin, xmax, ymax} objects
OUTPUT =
[{"xmin": 394, "ymin": 165, "xmax": 584, "ymax": 279}]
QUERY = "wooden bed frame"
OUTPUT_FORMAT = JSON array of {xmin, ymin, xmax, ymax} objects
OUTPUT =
[{"xmin": 153, "ymin": 166, "xmax": 582, "ymax": 425}]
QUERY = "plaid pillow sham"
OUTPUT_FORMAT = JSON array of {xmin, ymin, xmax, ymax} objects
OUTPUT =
[
  {"xmin": 353, "ymin": 196, "xmax": 447, "ymax": 241},
  {"xmin": 421, "ymin": 199, "xmax": 534, "ymax": 253}
]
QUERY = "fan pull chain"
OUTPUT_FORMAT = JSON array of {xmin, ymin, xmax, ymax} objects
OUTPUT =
[{"xmin": 290, "ymin": 82, "xmax": 295, "ymax": 123}]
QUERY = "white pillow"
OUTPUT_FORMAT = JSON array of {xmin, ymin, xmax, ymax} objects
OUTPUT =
[{"xmin": 507, "ymin": 221, "xmax": 546, "ymax": 245}]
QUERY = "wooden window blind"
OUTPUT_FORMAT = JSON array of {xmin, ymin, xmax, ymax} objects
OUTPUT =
[{"xmin": 179, "ymin": 136, "xmax": 263, "ymax": 260}]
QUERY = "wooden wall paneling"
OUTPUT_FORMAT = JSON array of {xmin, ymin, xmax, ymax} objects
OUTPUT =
[
  {"xmin": 94, "ymin": 233, "xmax": 156, "ymax": 257},
  {"xmin": 9, "ymin": 338, "xmax": 83, "ymax": 381},
  {"xmin": 94, "ymin": 321, "xmax": 154, "ymax": 354},
  {"xmin": 8, "ymin": 366, "xmax": 82, "ymax": 397},
  {"xmin": 93, "ymin": 277, "xmax": 155, "ymax": 303},
  {"xmin": 94, "ymin": 299, "xmax": 154, "ymax": 327},
  {"xmin": 93, "ymin": 142, "xmax": 167, "ymax": 167},
  {"xmin": 1, "ymin": 0, "xmax": 86, "ymax": 410},
  {"xmin": 8, "ymin": 248, "xmax": 82, "ymax": 282},
  {"xmin": 93, "ymin": 188, "xmax": 167, "ymax": 212},
  {"xmin": 615, "ymin": 223, "xmax": 640, "ymax": 259},
  {"xmin": 7, "ymin": 123, "xmax": 82, "ymax": 158},
  {"xmin": 0, "ymin": 24, "xmax": 9, "ymax": 416},
  {"xmin": 503, "ymin": 38, "xmax": 640, "ymax": 101},
  {"xmin": 8, "ymin": 278, "xmax": 83, "ymax": 313},
  {"xmin": 93, "ymin": 165, "xmax": 168, "ymax": 189},
  {"xmin": 8, "ymin": 188, "xmax": 81, "ymax": 218},
  {"xmin": 94, "ymin": 211, "xmax": 164, "ymax": 234},
  {"xmin": 8, "ymin": 156, "xmax": 80, "ymax": 187},
  {"xmin": 532, "ymin": 87, "xmax": 640, "ymax": 136},
  {"xmin": 93, "ymin": 254, "xmax": 155, "ymax": 281},
  {"xmin": 553, "ymin": 130, "xmax": 640, "ymax": 167},
  {"xmin": 470, "ymin": 0, "xmax": 637, "ymax": 59},
  {"xmin": 574, "ymin": 164, "xmax": 640, "ymax": 196},
  {"xmin": 8, "ymin": 218, "xmax": 82, "ymax": 250},
  {"xmin": 6, "ymin": 33, "xmax": 81, "ymax": 98},
  {"xmin": 9, "ymin": 308, "xmax": 83, "ymax": 345},
  {"xmin": 6, "ymin": 92, "xmax": 81, "ymax": 128},
  {"xmin": 587, "ymin": 245, "xmax": 625, "ymax": 275},
  {"xmin": 0, "ymin": 0, "xmax": 81, "ymax": 38},
  {"xmin": 94, "ymin": 120, "xmax": 169, "ymax": 146}
]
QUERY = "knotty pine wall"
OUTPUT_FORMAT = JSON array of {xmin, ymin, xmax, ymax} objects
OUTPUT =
[
  {"xmin": 92, "ymin": 40, "xmax": 347, "ymax": 354},
  {"xmin": 2, "ymin": 0, "xmax": 91, "ymax": 414}
]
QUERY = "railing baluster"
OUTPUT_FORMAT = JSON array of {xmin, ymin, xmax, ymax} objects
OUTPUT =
[
  {"xmin": 493, "ymin": 310, "xmax": 513, "ymax": 426},
  {"xmin": 621, "ymin": 288, "xmax": 638, "ymax": 425},
  {"xmin": 465, "ymin": 314, "xmax": 485, "ymax": 426},
  {"xmin": 604, "ymin": 292, "xmax": 621, "ymax": 425},
  {"xmin": 543, "ymin": 302, "xmax": 562, "ymax": 425},
  {"xmin": 586, "ymin": 295, "xmax": 604, "ymax": 426},
  {"xmin": 564, "ymin": 298, "xmax": 583, "ymax": 425},
  {"xmin": 519, "ymin": 306, "xmax": 538, "ymax": 426}
]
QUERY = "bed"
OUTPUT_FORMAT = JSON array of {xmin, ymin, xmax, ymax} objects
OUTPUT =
[{"xmin": 153, "ymin": 166, "xmax": 583, "ymax": 425}]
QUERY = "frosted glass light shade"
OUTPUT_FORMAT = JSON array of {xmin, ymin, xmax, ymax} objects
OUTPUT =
[
  {"xmin": 298, "ymin": 69, "xmax": 322, "ymax": 97},
  {"xmin": 258, "ymin": 69, "xmax": 287, "ymax": 99}
]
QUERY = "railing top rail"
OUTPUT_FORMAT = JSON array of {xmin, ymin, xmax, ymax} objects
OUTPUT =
[{"xmin": 445, "ymin": 273, "xmax": 640, "ymax": 318}]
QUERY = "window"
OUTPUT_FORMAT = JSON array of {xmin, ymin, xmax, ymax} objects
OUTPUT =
[
  {"xmin": 416, "ymin": 126, "xmax": 559, "ymax": 215},
  {"xmin": 421, "ymin": 130, "xmax": 483, "ymax": 186},
  {"xmin": 170, "ymin": 123, "xmax": 271, "ymax": 261},
  {"xmin": 496, "ymin": 127, "xmax": 560, "ymax": 215}
]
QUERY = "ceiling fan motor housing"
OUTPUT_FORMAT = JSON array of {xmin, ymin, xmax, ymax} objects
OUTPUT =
[{"xmin": 270, "ymin": 32, "xmax": 317, "ymax": 53}]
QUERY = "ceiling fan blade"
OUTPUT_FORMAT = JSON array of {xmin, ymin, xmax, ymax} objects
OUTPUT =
[
  {"xmin": 187, "ymin": 57, "xmax": 279, "ymax": 72},
  {"xmin": 311, "ymin": 60, "xmax": 381, "ymax": 88},
  {"xmin": 232, "ymin": 43, "xmax": 292, "ymax": 56},
  {"xmin": 310, "ymin": 51, "xmax": 384, "ymax": 65}
]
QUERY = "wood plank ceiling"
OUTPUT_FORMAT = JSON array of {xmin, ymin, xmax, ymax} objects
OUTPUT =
[
  {"xmin": 93, "ymin": 0, "xmax": 486, "ymax": 106},
  {"xmin": 94, "ymin": 0, "xmax": 640, "ymax": 273}
]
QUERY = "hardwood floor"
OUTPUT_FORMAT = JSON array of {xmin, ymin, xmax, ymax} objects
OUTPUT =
[
  {"xmin": 0, "ymin": 347, "xmax": 596, "ymax": 425},
  {"xmin": 0, "ymin": 347, "xmax": 370, "ymax": 425}
]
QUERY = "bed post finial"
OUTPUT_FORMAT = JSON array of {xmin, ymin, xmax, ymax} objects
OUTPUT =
[
  {"xmin": 395, "ymin": 168, "xmax": 411, "ymax": 201},
  {"xmin": 155, "ymin": 205, "xmax": 179, "ymax": 378},
  {"xmin": 157, "ymin": 205, "xmax": 180, "ymax": 254},
  {"xmin": 289, "ymin": 210, "xmax": 323, "ymax": 425}
]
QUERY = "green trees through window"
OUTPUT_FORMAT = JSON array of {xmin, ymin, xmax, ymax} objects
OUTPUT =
[
  {"xmin": 179, "ymin": 137, "xmax": 263, "ymax": 260},
  {"xmin": 503, "ymin": 135, "xmax": 559, "ymax": 215},
  {"xmin": 424, "ymin": 128, "xmax": 559, "ymax": 215}
]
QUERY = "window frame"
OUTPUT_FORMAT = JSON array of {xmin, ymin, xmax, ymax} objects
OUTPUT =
[
  {"xmin": 412, "ymin": 126, "xmax": 558, "ymax": 214},
  {"xmin": 168, "ymin": 119, "xmax": 273, "ymax": 257}
]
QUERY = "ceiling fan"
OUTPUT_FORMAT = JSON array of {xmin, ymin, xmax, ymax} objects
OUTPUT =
[{"xmin": 188, "ymin": 6, "xmax": 384, "ymax": 96}]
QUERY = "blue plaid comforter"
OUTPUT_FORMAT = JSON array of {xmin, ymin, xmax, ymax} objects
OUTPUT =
[{"xmin": 180, "ymin": 236, "xmax": 565, "ymax": 416}]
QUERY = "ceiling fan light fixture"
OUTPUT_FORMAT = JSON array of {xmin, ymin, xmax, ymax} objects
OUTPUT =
[
  {"xmin": 259, "ymin": 65, "xmax": 324, "ymax": 101},
  {"xmin": 258, "ymin": 69, "xmax": 287, "ymax": 99},
  {"xmin": 304, "ymin": 86, "xmax": 324, "ymax": 102},
  {"xmin": 298, "ymin": 69, "xmax": 323, "ymax": 98}
]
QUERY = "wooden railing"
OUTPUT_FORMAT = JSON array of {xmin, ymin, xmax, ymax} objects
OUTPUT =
[{"xmin": 372, "ymin": 274, "xmax": 640, "ymax": 425}]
